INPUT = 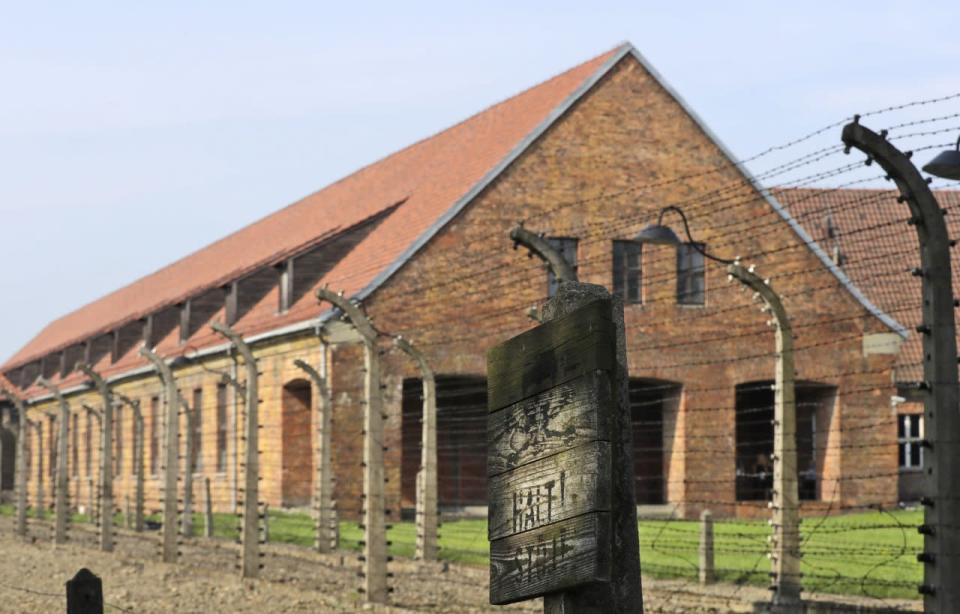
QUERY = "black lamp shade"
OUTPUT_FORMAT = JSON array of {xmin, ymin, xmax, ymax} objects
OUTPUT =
[
  {"xmin": 923, "ymin": 148, "xmax": 960, "ymax": 181},
  {"xmin": 635, "ymin": 223, "xmax": 681, "ymax": 245}
]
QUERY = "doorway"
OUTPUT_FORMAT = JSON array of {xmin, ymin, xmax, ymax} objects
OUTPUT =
[{"xmin": 281, "ymin": 379, "xmax": 313, "ymax": 507}]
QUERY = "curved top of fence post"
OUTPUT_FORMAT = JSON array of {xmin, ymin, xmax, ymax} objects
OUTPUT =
[
  {"xmin": 316, "ymin": 288, "xmax": 379, "ymax": 343},
  {"xmin": 81, "ymin": 404, "xmax": 102, "ymax": 421},
  {"xmin": 210, "ymin": 321, "xmax": 256, "ymax": 367},
  {"xmin": 38, "ymin": 377, "xmax": 66, "ymax": 404},
  {"xmin": 509, "ymin": 224, "xmax": 577, "ymax": 283},
  {"xmin": 137, "ymin": 347, "xmax": 176, "ymax": 386},
  {"xmin": 113, "ymin": 391, "xmax": 141, "ymax": 419},
  {"xmin": 727, "ymin": 263, "xmax": 791, "ymax": 336},
  {"xmin": 0, "ymin": 386, "xmax": 27, "ymax": 412},
  {"xmin": 392, "ymin": 336, "xmax": 434, "ymax": 381},
  {"xmin": 77, "ymin": 363, "xmax": 112, "ymax": 401}
]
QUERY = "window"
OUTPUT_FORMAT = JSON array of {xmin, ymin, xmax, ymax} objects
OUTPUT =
[
  {"xmin": 150, "ymin": 396, "xmax": 160, "ymax": 475},
  {"xmin": 612, "ymin": 241, "xmax": 642, "ymax": 304},
  {"xmin": 735, "ymin": 381, "xmax": 831, "ymax": 501},
  {"xmin": 546, "ymin": 238, "xmax": 578, "ymax": 298},
  {"xmin": 677, "ymin": 243, "xmax": 705, "ymax": 305},
  {"xmin": 278, "ymin": 261, "xmax": 293, "ymax": 313},
  {"xmin": 191, "ymin": 388, "xmax": 203, "ymax": 472},
  {"xmin": 216, "ymin": 383, "xmax": 228, "ymax": 472},
  {"xmin": 115, "ymin": 406, "xmax": 123, "ymax": 476},
  {"xmin": 898, "ymin": 414, "xmax": 923, "ymax": 470}
]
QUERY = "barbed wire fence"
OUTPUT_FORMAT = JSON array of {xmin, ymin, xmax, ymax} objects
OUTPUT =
[{"xmin": 0, "ymin": 91, "xmax": 958, "ymax": 612}]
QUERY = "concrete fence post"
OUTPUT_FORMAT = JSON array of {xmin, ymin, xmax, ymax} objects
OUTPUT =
[
  {"xmin": 78, "ymin": 365, "xmax": 114, "ymax": 553},
  {"xmin": 204, "ymin": 477, "xmax": 213, "ymax": 538},
  {"xmin": 699, "ymin": 510, "xmax": 715, "ymax": 585},
  {"xmin": 317, "ymin": 288, "xmax": 388, "ymax": 603},
  {"xmin": 212, "ymin": 321, "xmax": 261, "ymax": 579},
  {"xmin": 34, "ymin": 420, "xmax": 44, "ymax": 519},
  {"xmin": 293, "ymin": 353, "xmax": 337, "ymax": 554},
  {"xmin": 842, "ymin": 122, "xmax": 960, "ymax": 611},
  {"xmin": 393, "ymin": 335, "xmax": 438, "ymax": 561},
  {"xmin": 41, "ymin": 381, "xmax": 71, "ymax": 545},
  {"xmin": 15, "ymin": 413, "xmax": 28, "ymax": 535},
  {"xmin": 727, "ymin": 264, "xmax": 800, "ymax": 611},
  {"xmin": 86, "ymin": 477, "xmax": 94, "ymax": 523},
  {"xmin": 115, "ymin": 394, "xmax": 145, "ymax": 532},
  {"xmin": 0, "ymin": 387, "xmax": 29, "ymax": 538},
  {"xmin": 180, "ymin": 398, "xmax": 195, "ymax": 538},
  {"xmin": 82, "ymin": 405, "xmax": 102, "ymax": 526},
  {"xmin": 139, "ymin": 348, "xmax": 181, "ymax": 564}
]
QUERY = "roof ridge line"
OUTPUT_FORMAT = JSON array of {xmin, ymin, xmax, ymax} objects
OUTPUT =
[{"xmin": 352, "ymin": 44, "xmax": 633, "ymax": 304}]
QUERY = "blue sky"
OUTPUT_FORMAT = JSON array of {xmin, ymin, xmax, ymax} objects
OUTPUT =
[{"xmin": 1, "ymin": 1, "xmax": 958, "ymax": 362}]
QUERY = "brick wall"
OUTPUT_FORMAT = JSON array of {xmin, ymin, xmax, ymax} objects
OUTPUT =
[{"xmin": 15, "ymin": 53, "xmax": 901, "ymax": 520}]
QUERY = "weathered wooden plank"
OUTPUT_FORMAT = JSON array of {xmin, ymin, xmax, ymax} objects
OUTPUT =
[
  {"xmin": 487, "ymin": 371, "xmax": 611, "ymax": 476},
  {"xmin": 488, "ymin": 442, "xmax": 611, "ymax": 540},
  {"xmin": 490, "ymin": 512, "xmax": 611, "ymax": 605},
  {"xmin": 487, "ymin": 299, "xmax": 615, "ymax": 412}
]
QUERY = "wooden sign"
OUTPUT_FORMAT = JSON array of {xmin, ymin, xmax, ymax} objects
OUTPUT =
[{"xmin": 487, "ymin": 299, "xmax": 619, "ymax": 605}]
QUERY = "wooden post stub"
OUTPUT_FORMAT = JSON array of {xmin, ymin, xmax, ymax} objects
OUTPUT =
[
  {"xmin": 699, "ymin": 510, "xmax": 714, "ymax": 585},
  {"xmin": 66, "ymin": 568, "xmax": 103, "ymax": 614},
  {"xmin": 486, "ymin": 282, "xmax": 642, "ymax": 612}
]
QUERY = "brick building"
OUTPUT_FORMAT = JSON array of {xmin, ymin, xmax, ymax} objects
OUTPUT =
[{"xmin": 0, "ymin": 43, "xmax": 934, "ymax": 520}]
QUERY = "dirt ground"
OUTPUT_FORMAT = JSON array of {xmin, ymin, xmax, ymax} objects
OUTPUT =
[{"xmin": 0, "ymin": 516, "xmax": 920, "ymax": 613}]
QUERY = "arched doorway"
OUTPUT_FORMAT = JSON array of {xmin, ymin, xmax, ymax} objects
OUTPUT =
[{"xmin": 282, "ymin": 379, "xmax": 313, "ymax": 507}]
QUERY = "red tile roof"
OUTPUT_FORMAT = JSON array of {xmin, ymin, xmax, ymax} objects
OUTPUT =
[
  {"xmin": 2, "ymin": 44, "xmax": 624, "ymax": 379},
  {"xmin": 777, "ymin": 187, "xmax": 960, "ymax": 382}
]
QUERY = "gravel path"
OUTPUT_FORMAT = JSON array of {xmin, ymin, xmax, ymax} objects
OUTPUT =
[{"xmin": 0, "ymin": 516, "xmax": 920, "ymax": 613}]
